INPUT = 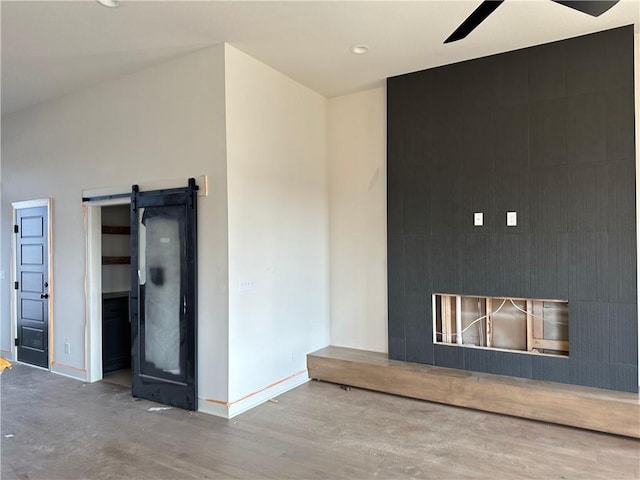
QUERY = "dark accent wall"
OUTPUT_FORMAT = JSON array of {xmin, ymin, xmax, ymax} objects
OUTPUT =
[{"xmin": 387, "ymin": 26, "xmax": 638, "ymax": 392}]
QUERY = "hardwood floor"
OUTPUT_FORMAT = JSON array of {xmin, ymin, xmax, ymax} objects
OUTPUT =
[{"xmin": 2, "ymin": 363, "xmax": 639, "ymax": 479}]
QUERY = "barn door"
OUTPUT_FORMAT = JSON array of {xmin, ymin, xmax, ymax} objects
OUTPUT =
[{"xmin": 130, "ymin": 179, "xmax": 198, "ymax": 410}]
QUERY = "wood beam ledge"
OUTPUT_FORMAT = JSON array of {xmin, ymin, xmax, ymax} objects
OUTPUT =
[{"xmin": 307, "ymin": 346, "xmax": 640, "ymax": 438}]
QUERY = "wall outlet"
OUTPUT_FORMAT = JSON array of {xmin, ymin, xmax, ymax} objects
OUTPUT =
[
  {"xmin": 473, "ymin": 212, "xmax": 483, "ymax": 227},
  {"xmin": 507, "ymin": 211, "xmax": 517, "ymax": 227},
  {"xmin": 64, "ymin": 341, "xmax": 70, "ymax": 355},
  {"xmin": 239, "ymin": 279, "xmax": 255, "ymax": 291}
]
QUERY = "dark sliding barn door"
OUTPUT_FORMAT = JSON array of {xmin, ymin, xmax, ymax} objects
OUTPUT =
[
  {"xmin": 15, "ymin": 207, "xmax": 49, "ymax": 368},
  {"xmin": 130, "ymin": 179, "xmax": 198, "ymax": 410}
]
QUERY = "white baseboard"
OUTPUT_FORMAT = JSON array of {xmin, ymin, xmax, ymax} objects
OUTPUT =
[
  {"xmin": 197, "ymin": 398, "xmax": 230, "ymax": 418},
  {"xmin": 198, "ymin": 370, "xmax": 310, "ymax": 419},
  {"xmin": 51, "ymin": 362, "xmax": 86, "ymax": 381}
]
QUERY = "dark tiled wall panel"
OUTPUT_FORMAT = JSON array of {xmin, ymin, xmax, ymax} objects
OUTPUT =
[{"xmin": 387, "ymin": 26, "xmax": 638, "ymax": 392}]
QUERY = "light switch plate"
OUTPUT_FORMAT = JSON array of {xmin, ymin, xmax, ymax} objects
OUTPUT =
[
  {"xmin": 474, "ymin": 212, "xmax": 483, "ymax": 226},
  {"xmin": 506, "ymin": 211, "xmax": 517, "ymax": 227}
]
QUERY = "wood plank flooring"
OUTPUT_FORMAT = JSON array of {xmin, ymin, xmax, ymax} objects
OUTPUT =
[{"xmin": 2, "ymin": 363, "xmax": 639, "ymax": 479}]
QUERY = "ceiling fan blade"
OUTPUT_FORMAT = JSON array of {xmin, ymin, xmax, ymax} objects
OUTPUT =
[
  {"xmin": 551, "ymin": 1, "xmax": 619, "ymax": 17},
  {"xmin": 444, "ymin": 1, "xmax": 505, "ymax": 44}
]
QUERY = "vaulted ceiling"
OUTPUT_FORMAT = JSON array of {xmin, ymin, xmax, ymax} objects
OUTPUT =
[{"xmin": 2, "ymin": 0, "xmax": 638, "ymax": 115}]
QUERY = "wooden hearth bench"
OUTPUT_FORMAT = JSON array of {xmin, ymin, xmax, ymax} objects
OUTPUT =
[{"xmin": 307, "ymin": 346, "xmax": 640, "ymax": 438}]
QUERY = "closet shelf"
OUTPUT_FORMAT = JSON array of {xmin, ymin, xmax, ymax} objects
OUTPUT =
[
  {"xmin": 102, "ymin": 256, "xmax": 131, "ymax": 265},
  {"xmin": 102, "ymin": 225, "xmax": 131, "ymax": 235}
]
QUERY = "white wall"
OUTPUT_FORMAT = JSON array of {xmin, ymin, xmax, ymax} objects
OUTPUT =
[
  {"xmin": 224, "ymin": 45, "xmax": 329, "ymax": 415},
  {"xmin": 2, "ymin": 42, "xmax": 330, "ymax": 417},
  {"xmin": 0, "ymin": 118, "xmax": 3, "ymax": 360},
  {"xmin": 328, "ymin": 87, "xmax": 388, "ymax": 353},
  {"xmin": 1, "ymin": 46, "xmax": 230, "ymax": 403}
]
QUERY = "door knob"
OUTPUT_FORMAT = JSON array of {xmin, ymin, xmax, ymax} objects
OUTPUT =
[{"xmin": 40, "ymin": 293, "xmax": 49, "ymax": 299}]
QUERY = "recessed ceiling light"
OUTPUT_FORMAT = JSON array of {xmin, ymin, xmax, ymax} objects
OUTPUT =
[
  {"xmin": 97, "ymin": 0, "xmax": 121, "ymax": 8},
  {"xmin": 350, "ymin": 45, "xmax": 369, "ymax": 55}
]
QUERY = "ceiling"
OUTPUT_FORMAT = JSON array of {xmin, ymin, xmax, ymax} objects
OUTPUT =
[{"xmin": 2, "ymin": 0, "xmax": 639, "ymax": 115}]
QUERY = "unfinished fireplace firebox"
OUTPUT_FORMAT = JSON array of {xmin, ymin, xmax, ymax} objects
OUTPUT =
[{"xmin": 433, "ymin": 294, "xmax": 569, "ymax": 356}]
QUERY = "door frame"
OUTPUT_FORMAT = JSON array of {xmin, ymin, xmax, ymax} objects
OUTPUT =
[
  {"xmin": 85, "ymin": 198, "xmax": 131, "ymax": 383},
  {"xmin": 11, "ymin": 198, "xmax": 53, "ymax": 367}
]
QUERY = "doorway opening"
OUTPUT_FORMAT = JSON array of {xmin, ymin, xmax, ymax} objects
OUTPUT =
[
  {"xmin": 100, "ymin": 204, "xmax": 132, "ymax": 388},
  {"xmin": 85, "ymin": 198, "xmax": 131, "ymax": 385}
]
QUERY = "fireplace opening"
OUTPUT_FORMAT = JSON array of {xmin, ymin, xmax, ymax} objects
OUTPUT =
[{"xmin": 433, "ymin": 294, "xmax": 569, "ymax": 356}]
